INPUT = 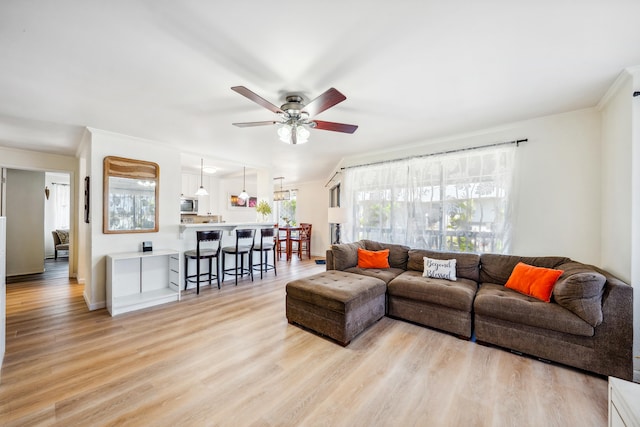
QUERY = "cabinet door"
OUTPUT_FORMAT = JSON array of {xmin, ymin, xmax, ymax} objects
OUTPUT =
[{"xmin": 181, "ymin": 173, "xmax": 199, "ymax": 197}]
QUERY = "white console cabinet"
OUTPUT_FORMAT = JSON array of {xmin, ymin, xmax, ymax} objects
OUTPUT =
[
  {"xmin": 609, "ymin": 376, "xmax": 640, "ymax": 427},
  {"xmin": 106, "ymin": 249, "xmax": 180, "ymax": 316}
]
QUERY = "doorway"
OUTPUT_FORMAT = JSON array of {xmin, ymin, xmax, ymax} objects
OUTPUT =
[{"xmin": 1, "ymin": 168, "xmax": 71, "ymax": 279}]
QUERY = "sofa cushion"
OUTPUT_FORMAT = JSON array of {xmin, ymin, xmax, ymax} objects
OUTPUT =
[
  {"xmin": 345, "ymin": 267, "xmax": 405, "ymax": 285},
  {"xmin": 331, "ymin": 241, "xmax": 365, "ymax": 270},
  {"xmin": 504, "ymin": 262, "xmax": 563, "ymax": 302},
  {"xmin": 479, "ymin": 254, "xmax": 570, "ymax": 286},
  {"xmin": 408, "ymin": 249, "xmax": 480, "ymax": 282},
  {"xmin": 362, "ymin": 240, "xmax": 410, "ymax": 270},
  {"xmin": 423, "ymin": 257, "xmax": 457, "ymax": 281},
  {"xmin": 387, "ymin": 271, "xmax": 477, "ymax": 312},
  {"xmin": 286, "ymin": 270, "xmax": 386, "ymax": 314},
  {"xmin": 553, "ymin": 262, "xmax": 606, "ymax": 327},
  {"xmin": 357, "ymin": 248, "xmax": 390, "ymax": 269},
  {"xmin": 474, "ymin": 283, "xmax": 594, "ymax": 337}
]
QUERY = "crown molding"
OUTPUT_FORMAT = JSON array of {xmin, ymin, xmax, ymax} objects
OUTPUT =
[{"xmin": 597, "ymin": 67, "xmax": 639, "ymax": 110}]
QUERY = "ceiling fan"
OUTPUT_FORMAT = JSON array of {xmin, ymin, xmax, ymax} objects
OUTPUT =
[{"xmin": 231, "ymin": 86, "xmax": 358, "ymax": 144}]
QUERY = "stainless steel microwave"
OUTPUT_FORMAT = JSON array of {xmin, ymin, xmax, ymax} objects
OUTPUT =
[{"xmin": 180, "ymin": 197, "xmax": 198, "ymax": 214}]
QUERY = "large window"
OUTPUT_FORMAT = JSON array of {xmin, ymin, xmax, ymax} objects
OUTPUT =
[
  {"xmin": 342, "ymin": 145, "xmax": 516, "ymax": 253},
  {"xmin": 276, "ymin": 190, "xmax": 297, "ymax": 226}
]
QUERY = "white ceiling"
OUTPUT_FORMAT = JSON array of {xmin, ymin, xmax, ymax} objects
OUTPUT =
[{"xmin": 1, "ymin": 1, "xmax": 639, "ymax": 183}]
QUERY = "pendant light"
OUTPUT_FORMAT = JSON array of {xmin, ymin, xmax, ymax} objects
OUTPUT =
[
  {"xmin": 195, "ymin": 158, "xmax": 208, "ymax": 196},
  {"xmin": 273, "ymin": 176, "xmax": 290, "ymax": 201},
  {"xmin": 238, "ymin": 166, "xmax": 249, "ymax": 200}
]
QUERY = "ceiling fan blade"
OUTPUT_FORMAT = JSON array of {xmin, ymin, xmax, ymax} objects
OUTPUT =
[
  {"xmin": 231, "ymin": 86, "xmax": 283, "ymax": 114},
  {"xmin": 313, "ymin": 120, "xmax": 358, "ymax": 134},
  {"xmin": 232, "ymin": 121, "xmax": 278, "ymax": 127},
  {"xmin": 303, "ymin": 88, "xmax": 346, "ymax": 117}
]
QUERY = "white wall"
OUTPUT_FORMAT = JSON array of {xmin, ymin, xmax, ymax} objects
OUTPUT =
[
  {"xmin": 600, "ymin": 76, "xmax": 632, "ymax": 282},
  {"xmin": 85, "ymin": 129, "xmax": 182, "ymax": 310},
  {"xmin": 293, "ymin": 180, "xmax": 331, "ymax": 257},
  {"xmin": 339, "ymin": 108, "xmax": 603, "ymax": 265},
  {"xmin": 5, "ymin": 169, "xmax": 45, "ymax": 276}
]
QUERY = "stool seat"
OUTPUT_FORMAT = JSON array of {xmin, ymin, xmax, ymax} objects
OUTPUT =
[
  {"xmin": 221, "ymin": 245, "xmax": 253, "ymax": 253},
  {"xmin": 254, "ymin": 242, "xmax": 275, "ymax": 250},
  {"xmin": 184, "ymin": 249, "xmax": 218, "ymax": 258},
  {"xmin": 286, "ymin": 271, "xmax": 386, "ymax": 345}
]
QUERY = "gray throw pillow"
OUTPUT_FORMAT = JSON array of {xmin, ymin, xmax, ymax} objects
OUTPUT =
[
  {"xmin": 553, "ymin": 266, "xmax": 606, "ymax": 327},
  {"xmin": 331, "ymin": 241, "xmax": 364, "ymax": 271}
]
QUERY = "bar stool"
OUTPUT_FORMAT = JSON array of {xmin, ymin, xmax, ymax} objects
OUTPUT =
[
  {"xmin": 222, "ymin": 228, "xmax": 256, "ymax": 286},
  {"xmin": 252, "ymin": 227, "xmax": 277, "ymax": 279},
  {"xmin": 184, "ymin": 230, "xmax": 222, "ymax": 294}
]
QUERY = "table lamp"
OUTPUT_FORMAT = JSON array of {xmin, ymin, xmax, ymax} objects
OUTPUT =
[{"xmin": 328, "ymin": 207, "xmax": 348, "ymax": 244}]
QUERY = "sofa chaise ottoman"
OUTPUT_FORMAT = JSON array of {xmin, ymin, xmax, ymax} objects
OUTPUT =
[{"xmin": 285, "ymin": 270, "xmax": 386, "ymax": 345}]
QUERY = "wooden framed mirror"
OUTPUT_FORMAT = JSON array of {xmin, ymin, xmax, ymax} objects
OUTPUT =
[{"xmin": 103, "ymin": 156, "xmax": 159, "ymax": 234}]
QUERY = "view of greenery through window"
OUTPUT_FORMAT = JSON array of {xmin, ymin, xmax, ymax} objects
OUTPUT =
[
  {"xmin": 276, "ymin": 191, "xmax": 297, "ymax": 226},
  {"xmin": 343, "ymin": 145, "xmax": 516, "ymax": 253}
]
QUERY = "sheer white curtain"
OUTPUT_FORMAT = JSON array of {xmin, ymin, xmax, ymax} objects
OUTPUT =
[
  {"xmin": 343, "ymin": 145, "xmax": 516, "ymax": 253},
  {"xmin": 53, "ymin": 183, "xmax": 70, "ymax": 229}
]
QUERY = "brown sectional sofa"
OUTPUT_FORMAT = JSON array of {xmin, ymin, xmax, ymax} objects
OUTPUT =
[{"xmin": 326, "ymin": 239, "xmax": 633, "ymax": 380}]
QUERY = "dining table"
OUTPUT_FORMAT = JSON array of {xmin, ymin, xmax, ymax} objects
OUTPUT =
[{"xmin": 279, "ymin": 225, "xmax": 302, "ymax": 261}]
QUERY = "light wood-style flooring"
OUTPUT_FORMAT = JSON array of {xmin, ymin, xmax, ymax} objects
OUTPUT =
[{"xmin": 1, "ymin": 258, "xmax": 607, "ymax": 426}]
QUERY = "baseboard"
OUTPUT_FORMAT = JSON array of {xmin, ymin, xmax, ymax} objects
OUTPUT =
[{"xmin": 83, "ymin": 291, "xmax": 105, "ymax": 311}]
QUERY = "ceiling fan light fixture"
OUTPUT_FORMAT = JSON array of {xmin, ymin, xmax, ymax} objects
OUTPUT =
[
  {"xmin": 277, "ymin": 123, "xmax": 292, "ymax": 143},
  {"xmin": 296, "ymin": 124, "xmax": 310, "ymax": 144}
]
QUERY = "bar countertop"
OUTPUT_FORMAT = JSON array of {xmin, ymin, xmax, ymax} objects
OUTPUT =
[{"xmin": 178, "ymin": 222, "xmax": 276, "ymax": 236}]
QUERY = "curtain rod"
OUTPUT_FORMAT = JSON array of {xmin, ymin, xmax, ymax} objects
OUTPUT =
[
  {"xmin": 51, "ymin": 182, "xmax": 69, "ymax": 186},
  {"xmin": 341, "ymin": 138, "xmax": 527, "ymax": 171},
  {"xmin": 324, "ymin": 170, "xmax": 341, "ymax": 188}
]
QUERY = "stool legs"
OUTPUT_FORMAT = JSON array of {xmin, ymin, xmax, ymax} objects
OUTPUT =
[
  {"xmin": 252, "ymin": 247, "xmax": 277, "ymax": 279},
  {"xmin": 185, "ymin": 255, "xmax": 219, "ymax": 295},
  {"xmin": 222, "ymin": 251, "xmax": 253, "ymax": 286}
]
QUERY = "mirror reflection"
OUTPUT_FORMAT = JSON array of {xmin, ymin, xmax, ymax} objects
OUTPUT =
[
  {"xmin": 103, "ymin": 156, "xmax": 159, "ymax": 234},
  {"xmin": 107, "ymin": 177, "xmax": 157, "ymax": 231}
]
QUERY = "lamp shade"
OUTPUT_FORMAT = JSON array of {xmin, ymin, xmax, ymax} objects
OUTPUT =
[{"xmin": 328, "ymin": 207, "xmax": 348, "ymax": 224}]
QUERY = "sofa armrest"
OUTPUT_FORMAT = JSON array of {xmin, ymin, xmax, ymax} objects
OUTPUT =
[
  {"xmin": 326, "ymin": 249, "xmax": 336, "ymax": 270},
  {"xmin": 593, "ymin": 273, "xmax": 634, "ymax": 379}
]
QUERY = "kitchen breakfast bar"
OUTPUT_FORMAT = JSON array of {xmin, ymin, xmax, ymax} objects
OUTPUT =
[
  {"xmin": 179, "ymin": 221, "xmax": 278, "ymax": 288},
  {"xmin": 106, "ymin": 222, "xmax": 279, "ymax": 316}
]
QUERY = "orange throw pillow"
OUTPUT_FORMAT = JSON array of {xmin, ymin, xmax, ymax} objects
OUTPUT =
[
  {"xmin": 505, "ymin": 262, "xmax": 564, "ymax": 302},
  {"xmin": 357, "ymin": 248, "xmax": 390, "ymax": 269}
]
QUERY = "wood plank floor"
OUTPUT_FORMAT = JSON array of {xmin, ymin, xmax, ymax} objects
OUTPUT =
[{"xmin": 0, "ymin": 258, "xmax": 607, "ymax": 426}]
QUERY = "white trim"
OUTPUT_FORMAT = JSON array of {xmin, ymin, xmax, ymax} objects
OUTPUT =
[
  {"xmin": 597, "ymin": 68, "xmax": 635, "ymax": 111},
  {"xmin": 83, "ymin": 291, "xmax": 105, "ymax": 311}
]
